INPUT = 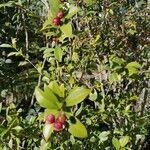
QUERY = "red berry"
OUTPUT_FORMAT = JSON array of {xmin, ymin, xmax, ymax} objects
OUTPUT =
[
  {"xmin": 46, "ymin": 114, "xmax": 55, "ymax": 124},
  {"xmin": 57, "ymin": 112, "xmax": 66, "ymax": 123},
  {"xmin": 60, "ymin": 0, "xmax": 65, "ymax": 3},
  {"xmin": 54, "ymin": 121, "xmax": 63, "ymax": 131},
  {"xmin": 52, "ymin": 17, "xmax": 61, "ymax": 25},
  {"xmin": 56, "ymin": 11, "xmax": 64, "ymax": 19}
]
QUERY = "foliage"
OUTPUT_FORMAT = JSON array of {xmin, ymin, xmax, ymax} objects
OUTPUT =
[{"xmin": 0, "ymin": 0, "xmax": 150, "ymax": 149}]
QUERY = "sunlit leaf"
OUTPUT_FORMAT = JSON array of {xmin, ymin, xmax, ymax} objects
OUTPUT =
[
  {"xmin": 43, "ymin": 124, "xmax": 53, "ymax": 141},
  {"xmin": 35, "ymin": 87, "xmax": 61, "ymax": 109},
  {"xmin": 112, "ymin": 137, "xmax": 120, "ymax": 150},
  {"xmin": 68, "ymin": 118, "xmax": 88, "ymax": 138},
  {"xmin": 0, "ymin": 44, "xmax": 12, "ymax": 48},
  {"xmin": 48, "ymin": 0, "xmax": 60, "ymax": 17},
  {"xmin": 66, "ymin": 5, "xmax": 80, "ymax": 19},
  {"xmin": 65, "ymin": 87, "xmax": 90, "ymax": 106},
  {"xmin": 119, "ymin": 136, "xmax": 129, "ymax": 147},
  {"xmin": 60, "ymin": 22, "xmax": 72, "ymax": 37},
  {"xmin": 54, "ymin": 46, "xmax": 63, "ymax": 62}
]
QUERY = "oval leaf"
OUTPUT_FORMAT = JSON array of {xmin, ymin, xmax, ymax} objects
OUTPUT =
[
  {"xmin": 112, "ymin": 137, "xmax": 120, "ymax": 150},
  {"xmin": 48, "ymin": 81, "xmax": 64, "ymax": 97},
  {"xmin": 54, "ymin": 47, "xmax": 63, "ymax": 62},
  {"xmin": 35, "ymin": 87, "xmax": 61, "ymax": 109},
  {"xmin": 68, "ymin": 118, "xmax": 88, "ymax": 138},
  {"xmin": 66, "ymin": 5, "xmax": 80, "ymax": 19},
  {"xmin": 65, "ymin": 87, "xmax": 90, "ymax": 106},
  {"xmin": 119, "ymin": 136, "xmax": 129, "ymax": 147},
  {"xmin": 48, "ymin": 0, "xmax": 60, "ymax": 17},
  {"xmin": 43, "ymin": 124, "xmax": 53, "ymax": 141},
  {"xmin": 0, "ymin": 44, "xmax": 12, "ymax": 48},
  {"xmin": 60, "ymin": 22, "xmax": 72, "ymax": 37}
]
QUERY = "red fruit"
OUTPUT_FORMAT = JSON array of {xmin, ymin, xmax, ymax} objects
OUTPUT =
[
  {"xmin": 54, "ymin": 121, "xmax": 63, "ymax": 131},
  {"xmin": 60, "ymin": 0, "xmax": 65, "ymax": 2},
  {"xmin": 46, "ymin": 114, "xmax": 55, "ymax": 124},
  {"xmin": 52, "ymin": 17, "xmax": 61, "ymax": 25},
  {"xmin": 57, "ymin": 112, "xmax": 66, "ymax": 123},
  {"xmin": 56, "ymin": 11, "xmax": 64, "ymax": 19}
]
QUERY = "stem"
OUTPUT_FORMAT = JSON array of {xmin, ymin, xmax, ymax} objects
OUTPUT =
[{"xmin": 22, "ymin": 11, "xmax": 29, "ymax": 57}]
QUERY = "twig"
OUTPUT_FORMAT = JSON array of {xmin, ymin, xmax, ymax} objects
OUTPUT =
[{"xmin": 22, "ymin": 11, "xmax": 29, "ymax": 57}]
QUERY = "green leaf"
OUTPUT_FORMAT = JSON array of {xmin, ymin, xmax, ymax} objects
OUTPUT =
[
  {"xmin": 111, "ymin": 55, "xmax": 125, "ymax": 65},
  {"xmin": 48, "ymin": 81, "xmax": 64, "ymax": 97},
  {"xmin": 126, "ymin": 62, "xmax": 141, "ymax": 76},
  {"xmin": 60, "ymin": 22, "xmax": 72, "ymax": 37},
  {"xmin": 119, "ymin": 136, "xmax": 129, "ymax": 147},
  {"xmin": 109, "ymin": 72, "xmax": 121, "ymax": 84},
  {"xmin": 41, "ymin": 16, "xmax": 53, "ymax": 31},
  {"xmin": 112, "ymin": 137, "xmax": 120, "ymax": 150},
  {"xmin": 35, "ymin": 87, "xmax": 61, "ymax": 109},
  {"xmin": 66, "ymin": 5, "xmax": 80, "ymax": 19},
  {"xmin": 83, "ymin": 0, "xmax": 96, "ymax": 6},
  {"xmin": 68, "ymin": 118, "xmax": 88, "ymax": 138},
  {"xmin": 54, "ymin": 46, "xmax": 63, "ymax": 62},
  {"xmin": 99, "ymin": 99, "xmax": 105, "ymax": 113},
  {"xmin": 0, "ymin": 1, "xmax": 15, "ymax": 8},
  {"xmin": 18, "ymin": 61, "xmax": 28, "ymax": 66},
  {"xmin": 65, "ymin": 87, "xmax": 90, "ymax": 106},
  {"xmin": 0, "ymin": 44, "xmax": 12, "ymax": 48},
  {"xmin": 89, "ymin": 89, "xmax": 97, "ymax": 101},
  {"xmin": 12, "ymin": 126, "xmax": 23, "ymax": 133},
  {"xmin": 59, "ymin": 84, "xmax": 65, "ymax": 98},
  {"xmin": 48, "ymin": 0, "xmax": 60, "ymax": 17},
  {"xmin": 126, "ymin": 62, "xmax": 141, "ymax": 68},
  {"xmin": 40, "ymin": 140, "xmax": 50, "ymax": 150},
  {"xmin": 43, "ymin": 124, "xmax": 53, "ymax": 141},
  {"xmin": 99, "ymin": 131, "xmax": 110, "ymax": 142}
]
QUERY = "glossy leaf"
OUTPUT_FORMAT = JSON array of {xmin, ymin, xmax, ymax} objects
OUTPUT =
[
  {"xmin": 99, "ymin": 131, "xmax": 110, "ymax": 142},
  {"xmin": 68, "ymin": 118, "xmax": 88, "ymax": 138},
  {"xmin": 65, "ymin": 87, "xmax": 90, "ymax": 106},
  {"xmin": 48, "ymin": 81, "xmax": 64, "ymax": 97},
  {"xmin": 60, "ymin": 22, "xmax": 72, "ymax": 37},
  {"xmin": 43, "ymin": 124, "xmax": 53, "ymax": 141},
  {"xmin": 112, "ymin": 137, "xmax": 120, "ymax": 150},
  {"xmin": 35, "ymin": 87, "xmax": 61, "ymax": 109},
  {"xmin": 119, "ymin": 136, "xmax": 129, "ymax": 147},
  {"xmin": 48, "ymin": 0, "xmax": 60, "ymax": 17},
  {"xmin": 54, "ymin": 46, "xmax": 63, "ymax": 62}
]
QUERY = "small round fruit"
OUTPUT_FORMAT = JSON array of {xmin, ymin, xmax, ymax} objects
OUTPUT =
[
  {"xmin": 52, "ymin": 17, "xmax": 61, "ymax": 25},
  {"xmin": 54, "ymin": 121, "xmax": 63, "ymax": 131},
  {"xmin": 46, "ymin": 114, "xmax": 55, "ymax": 124},
  {"xmin": 56, "ymin": 11, "xmax": 64, "ymax": 19},
  {"xmin": 60, "ymin": 0, "xmax": 65, "ymax": 3},
  {"xmin": 57, "ymin": 112, "xmax": 66, "ymax": 123}
]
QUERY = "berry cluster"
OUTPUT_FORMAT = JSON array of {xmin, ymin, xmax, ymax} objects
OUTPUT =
[
  {"xmin": 46, "ymin": 112, "xmax": 66, "ymax": 131},
  {"xmin": 52, "ymin": 10, "xmax": 64, "ymax": 26}
]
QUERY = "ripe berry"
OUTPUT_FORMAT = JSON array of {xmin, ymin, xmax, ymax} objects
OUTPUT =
[
  {"xmin": 56, "ymin": 11, "xmax": 64, "ymax": 19},
  {"xmin": 52, "ymin": 17, "xmax": 61, "ymax": 25},
  {"xmin": 57, "ymin": 112, "xmax": 66, "ymax": 123},
  {"xmin": 54, "ymin": 121, "xmax": 63, "ymax": 131},
  {"xmin": 46, "ymin": 114, "xmax": 55, "ymax": 124}
]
